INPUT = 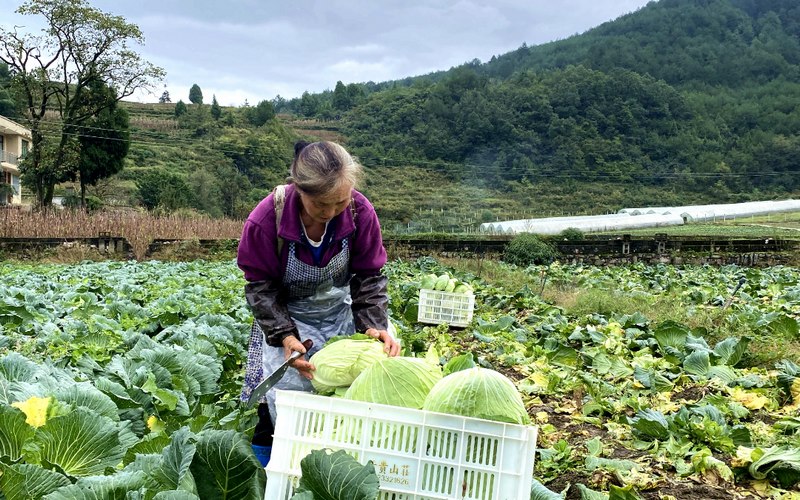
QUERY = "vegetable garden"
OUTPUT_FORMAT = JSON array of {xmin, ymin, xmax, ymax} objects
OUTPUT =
[{"xmin": 0, "ymin": 258, "xmax": 799, "ymax": 499}]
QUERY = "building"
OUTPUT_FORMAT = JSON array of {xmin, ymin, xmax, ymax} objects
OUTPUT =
[{"xmin": 0, "ymin": 115, "xmax": 31, "ymax": 206}]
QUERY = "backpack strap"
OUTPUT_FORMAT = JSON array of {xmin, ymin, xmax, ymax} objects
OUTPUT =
[
  {"xmin": 349, "ymin": 197, "xmax": 357, "ymax": 236},
  {"xmin": 273, "ymin": 184, "xmax": 287, "ymax": 257}
]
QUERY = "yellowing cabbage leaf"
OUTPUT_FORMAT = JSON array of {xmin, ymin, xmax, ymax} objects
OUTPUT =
[
  {"xmin": 730, "ymin": 387, "xmax": 769, "ymax": 410},
  {"xmin": 12, "ymin": 396, "xmax": 52, "ymax": 428}
]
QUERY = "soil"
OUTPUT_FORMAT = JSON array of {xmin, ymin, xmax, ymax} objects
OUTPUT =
[
  {"xmin": 544, "ymin": 474, "xmax": 746, "ymax": 499},
  {"xmin": 638, "ymin": 480, "xmax": 745, "ymax": 499},
  {"xmin": 671, "ymin": 385, "xmax": 710, "ymax": 403}
]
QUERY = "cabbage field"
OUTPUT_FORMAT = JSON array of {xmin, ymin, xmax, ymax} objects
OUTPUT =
[{"xmin": 0, "ymin": 258, "xmax": 799, "ymax": 499}]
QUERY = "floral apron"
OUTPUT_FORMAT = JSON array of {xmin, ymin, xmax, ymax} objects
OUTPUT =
[{"xmin": 241, "ymin": 239, "xmax": 353, "ymax": 423}]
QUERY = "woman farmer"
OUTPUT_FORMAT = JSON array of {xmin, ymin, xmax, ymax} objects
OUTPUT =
[{"xmin": 237, "ymin": 140, "xmax": 401, "ymax": 466}]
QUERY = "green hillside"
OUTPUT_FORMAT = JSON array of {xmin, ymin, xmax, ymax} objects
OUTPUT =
[
  {"xmin": 5, "ymin": 0, "xmax": 797, "ymax": 231},
  {"xmin": 484, "ymin": 0, "xmax": 800, "ymax": 87},
  {"xmin": 330, "ymin": 0, "xmax": 800, "ymax": 205},
  {"xmin": 201, "ymin": 0, "xmax": 800, "ymax": 228}
]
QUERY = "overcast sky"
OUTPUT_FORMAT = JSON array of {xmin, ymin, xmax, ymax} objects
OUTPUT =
[{"xmin": 1, "ymin": 0, "xmax": 653, "ymax": 106}]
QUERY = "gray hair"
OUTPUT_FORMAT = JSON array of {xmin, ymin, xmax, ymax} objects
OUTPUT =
[{"xmin": 289, "ymin": 141, "xmax": 364, "ymax": 196}]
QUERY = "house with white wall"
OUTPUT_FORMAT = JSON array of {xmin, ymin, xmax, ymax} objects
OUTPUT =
[{"xmin": 0, "ymin": 115, "xmax": 30, "ymax": 206}]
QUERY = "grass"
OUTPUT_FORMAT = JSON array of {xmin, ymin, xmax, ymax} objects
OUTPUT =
[
  {"xmin": 442, "ymin": 255, "xmax": 800, "ymax": 367},
  {"xmin": 439, "ymin": 256, "xmax": 534, "ymax": 291},
  {"xmin": 0, "ymin": 242, "xmax": 121, "ymax": 264},
  {"xmin": 552, "ymin": 287, "xmax": 800, "ymax": 367},
  {"xmin": 594, "ymin": 211, "xmax": 800, "ymax": 239}
]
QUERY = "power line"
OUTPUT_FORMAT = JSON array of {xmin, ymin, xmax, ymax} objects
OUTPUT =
[
  {"xmin": 22, "ymin": 127, "xmax": 800, "ymax": 184},
  {"xmin": 12, "ymin": 116, "xmax": 799, "ymax": 183}
]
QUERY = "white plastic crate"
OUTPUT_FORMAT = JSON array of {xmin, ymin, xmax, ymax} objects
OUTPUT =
[
  {"xmin": 265, "ymin": 390, "xmax": 538, "ymax": 500},
  {"xmin": 417, "ymin": 289, "xmax": 475, "ymax": 327}
]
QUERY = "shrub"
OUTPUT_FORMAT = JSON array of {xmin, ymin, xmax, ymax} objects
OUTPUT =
[
  {"xmin": 61, "ymin": 192, "xmax": 80, "ymax": 209},
  {"xmin": 560, "ymin": 227, "xmax": 585, "ymax": 241},
  {"xmin": 61, "ymin": 194, "xmax": 103, "ymax": 212},
  {"xmin": 503, "ymin": 233, "xmax": 557, "ymax": 266},
  {"xmin": 86, "ymin": 196, "xmax": 103, "ymax": 212}
]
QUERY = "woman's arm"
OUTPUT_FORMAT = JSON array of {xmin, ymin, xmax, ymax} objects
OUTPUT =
[
  {"xmin": 238, "ymin": 213, "xmax": 299, "ymax": 347},
  {"xmin": 244, "ymin": 279, "xmax": 299, "ymax": 346},
  {"xmin": 350, "ymin": 273, "xmax": 389, "ymax": 331}
]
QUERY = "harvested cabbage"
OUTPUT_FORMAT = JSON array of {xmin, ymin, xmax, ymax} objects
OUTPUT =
[
  {"xmin": 345, "ymin": 357, "xmax": 442, "ymax": 409},
  {"xmin": 309, "ymin": 338, "xmax": 387, "ymax": 395},
  {"xmin": 423, "ymin": 367, "xmax": 530, "ymax": 425},
  {"xmin": 420, "ymin": 274, "xmax": 438, "ymax": 290}
]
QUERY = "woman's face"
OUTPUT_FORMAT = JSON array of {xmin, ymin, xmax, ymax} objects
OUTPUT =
[{"xmin": 298, "ymin": 183, "xmax": 353, "ymax": 225}]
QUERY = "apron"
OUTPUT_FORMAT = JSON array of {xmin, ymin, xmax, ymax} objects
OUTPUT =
[{"xmin": 241, "ymin": 239, "xmax": 354, "ymax": 423}]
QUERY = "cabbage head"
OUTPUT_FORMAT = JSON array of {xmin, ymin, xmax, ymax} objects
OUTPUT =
[
  {"xmin": 345, "ymin": 357, "xmax": 442, "ymax": 409},
  {"xmin": 310, "ymin": 339, "xmax": 387, "ymax": 395},
  {"xmin": 422, "ymin": 367, "xmax": 530, "ymax": 425}
]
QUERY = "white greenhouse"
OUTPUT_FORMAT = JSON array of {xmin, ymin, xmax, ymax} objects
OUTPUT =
[
  {"xmin": 479, "ymin": 212, "xmax": 684, "ymax": 235},
  {"xmin": 619, "ymin": 199, "xmax": 800, "ymax": 222},
  {"xmin": 480, "ymin": 199, "xmax": 800, "ymax": 235}
]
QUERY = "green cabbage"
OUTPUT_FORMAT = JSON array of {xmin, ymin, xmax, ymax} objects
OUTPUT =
[
  {"xmin": 309, "ymin": 339, "xmax": 387, "ymax": 395},
  {"xmin": 434, "ymin": 274, "xmax": 450, "ymax": 291},
  {"xmin": 344, "ymin": 357, "xmax": 442, "ymax": 409},
  {"xmin": 420, "ymin": 273, "xmax": 438, "ymax": 290},
  {"xmin": 422, "ymin": 367, "xmax": 531, "ymax": 425}
]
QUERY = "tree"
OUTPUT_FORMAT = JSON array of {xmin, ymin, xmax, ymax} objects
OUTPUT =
[
  {"xmin": 189, "ymin": 83, "xmax": 203, "ymax": 105},
  {"xmin": 332, "ymin": 81, "xmax": 351, "ymax": 112},
  {"xmin": 174, "ymin": 100, "xmax": 187, "ymax": 117},
  {"xmin": 347, "ymin": 83, "xmax": 365, "ymax": 107},
  {"xmin": 210, "ymin": 94, "xmax": 221, "ymax": 120},
  {"xmin": 298, "ymin": 91, "xmax": 321, "ymax": 116},
  {"xmin": 72, "ymin": 74, "xmax": 130, "ymax": 207},
  {"xmin": 0, "ymin": 0, "xmax": 164, "ymax": 208},
  {"xmin": 217, "ymin": 128, "xmax": 291, "ymax": 187},
  {"xmin": 159, "ymin": 88, "xmax": 171, "ymax": 103},
  {"xmin": 271, "ymin": 94, "xmax": 288, "ymax": 113},
  {"xmin": 136, "ymin": 169, "xmax": 193, "ymax": 211},
  {"xmin": 188, "ymin": 168, "xmax": 222, "ymax": 217},
  {"xmin": 0, "ymin": 63, "xmax": 18, "ymax": 117},
  {"xmin": 245, "ymin": 99, "xmax": 275, "ymax": 126}
]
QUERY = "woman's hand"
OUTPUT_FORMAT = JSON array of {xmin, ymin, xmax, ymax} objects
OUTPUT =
[
  {"xmin": 365, "ymin": 328, "xmax": 401, "ymax": 357},
  {"xmin": 282, "ymin": 336, "xmax": 315, "ymax": 380}
]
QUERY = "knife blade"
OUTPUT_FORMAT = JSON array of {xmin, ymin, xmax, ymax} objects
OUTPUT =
[{"xmin": 247, "ymin": 339, "xmax": 313, "ymax": 407}]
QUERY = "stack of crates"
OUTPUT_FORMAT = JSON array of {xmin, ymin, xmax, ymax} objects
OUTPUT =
[{"xmin": 265, "ymin": 390, "xmax": 538, "ymax": 500}]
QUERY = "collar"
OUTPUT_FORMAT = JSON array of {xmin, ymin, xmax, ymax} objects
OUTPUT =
[{"xmin": 276, "ymin": 184, "xmax": 357, "ymax": 243}]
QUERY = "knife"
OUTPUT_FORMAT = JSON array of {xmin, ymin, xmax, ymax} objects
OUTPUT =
[{"xmin": 247, "ymin": 339, "xmax": 313, "ymax": 407}]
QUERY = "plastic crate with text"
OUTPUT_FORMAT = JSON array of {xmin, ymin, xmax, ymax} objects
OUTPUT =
[
  {"xmin": 265, "ymin": 390, "xmax": 538, "ymax": 500},
  {"xmin": 417, "ymin": 289, "xmax": 475, "ymax": 328}
]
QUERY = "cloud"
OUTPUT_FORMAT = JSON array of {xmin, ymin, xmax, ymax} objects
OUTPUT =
[{"xmin": 1, "ymin": 0, "xmax": 653, "ymax": 104}]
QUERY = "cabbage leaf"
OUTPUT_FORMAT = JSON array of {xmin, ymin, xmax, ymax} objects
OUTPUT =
[
  {"xmin": 345, "ymin": 357, "xmax": 442, "ymax": 408},
  {"xmin": 423, "ymin": 367, "xmax": 530, "ymax": 425},
  {"xmin": 292, "ymin": 449, "xmax": 379, "ymax": 500},
  {"xmin": 310, "ymin": 339, "xmax": 387, "ymax": 395}
]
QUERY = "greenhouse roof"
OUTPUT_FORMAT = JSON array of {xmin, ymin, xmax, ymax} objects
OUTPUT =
[{"xmin": 480, "ymin": 199, "xmax": 799, "ymax": 235}]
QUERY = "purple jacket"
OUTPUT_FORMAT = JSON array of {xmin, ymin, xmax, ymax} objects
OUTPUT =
[{"xmin": 237, "ymin": 185, "xmax": 389, "ymax": 346}]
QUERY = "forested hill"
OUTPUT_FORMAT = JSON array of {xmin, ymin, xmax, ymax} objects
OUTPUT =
[
  {"xmin": 324, "ymin": 0, "xmax": 800, "ymax": 213},
  {"xmin": 482, "ymin": 0, "xmax": 800, "ymax": 89}
]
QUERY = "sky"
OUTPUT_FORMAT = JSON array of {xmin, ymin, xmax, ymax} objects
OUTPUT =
[{"xmin": 1, "ymin": 0, "xmax": 653, "ymax": 107}]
